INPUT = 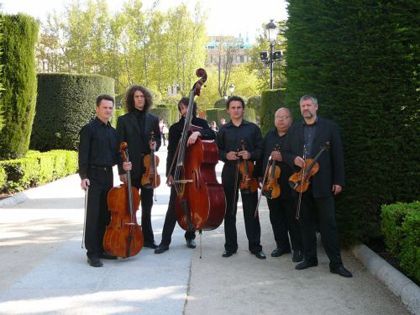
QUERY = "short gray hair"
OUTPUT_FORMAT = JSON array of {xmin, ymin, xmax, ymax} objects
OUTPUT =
[{"xmin": 300, "ymin": 95, "xmax": 318, "ymax": 106}]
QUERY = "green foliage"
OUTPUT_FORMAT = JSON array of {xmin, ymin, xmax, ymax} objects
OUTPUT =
[
  {"xmin": 30, "ymin": 73, "xmax": 114, "ymax": 151},
  {"xmin": 285, "ymin": 1, "xmax": 420, "ymax": 245},
  {"xmin": 260, "ymin": 89, "xmax": 284, "ymax": 136},
  {"xmin": 214, "ymin": 98, "xmax": 227, "ymax": 108},
  {"xmin": 0, "ymin": 14, "xmax": 39, "ymax": 159},
  {"xmin": 38, "ymin": 1, "xmax": 207, "ymax": 97},
  {"xmin": 244, "ymin": 108, "xmax": 256, "ymax": 123},
  {"xmin": 150, "ymin": 106, "xmax": 174, "ymax": 126},
  {"xmin": 0, "ymin": 150, "xmax": 77, "ymax": 193},
  {"xmin": 247, "ymin": 96, "xmax": 262, "ymax": 110},
  {"xmin": 206, "ymin": 109, "xmax": 229, "ymax": 127},
  {"xmin": 381, "ymin": 201, "xmax": 420, "ymax": 282}
]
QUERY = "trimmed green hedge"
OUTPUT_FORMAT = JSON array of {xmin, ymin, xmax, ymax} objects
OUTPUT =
[
  {"xmin": 260, "ymin": 89, "xmax": 285, "ymax": 136},
  {"xmin": 0, "ymin": 150, "xmax": 77, "ymax": 193},
  {"xmin": 381, "ymin": 201, "xmax": 420, "ymax": 282},
  {"xmin": 0, "ymin": 14, "xmax": 39, "ymax": 159},
  {"xmin": 206, "ymin": 108, "xmax": 229, "ymax": 126},
  {"xmin": 30, "ymin": 73, "xmax": 114, "ymax": 151},
  {"xmin": 150, "ymin": 105, "xmax": 175, "ymax": 126}
]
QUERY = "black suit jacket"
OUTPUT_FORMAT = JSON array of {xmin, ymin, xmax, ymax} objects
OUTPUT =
[
  {"xmin": 283, "ymin": 117, "xmax": 344, "ymax": 198},
  {"xmin": 116, "ymin": 111, "xmax": 161, "ymax": 178}
]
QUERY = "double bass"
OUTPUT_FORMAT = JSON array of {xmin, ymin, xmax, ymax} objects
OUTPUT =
[
  {"xmin": 103, "ymin": 142, "xmax": 143, "ymax": 258},
  {"xmin": 173, "ymin": 68, "xmax": 226, "ymax": 232}
]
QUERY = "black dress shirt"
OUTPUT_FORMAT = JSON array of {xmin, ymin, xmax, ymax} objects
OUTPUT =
[
  {"xmin": 303, "ymin": 119, "xmax": 317, "ymax": 157},
  {"xmin": 78, "ymin": 117, "xmax": 119, "ymax": 179},
  {"xmin": 217, "ymin": 120, "xmax": 263, "ymax": 163},
  {"xmin": 166, "ymin": 116, "xmax": 216, "ymax": 176}
]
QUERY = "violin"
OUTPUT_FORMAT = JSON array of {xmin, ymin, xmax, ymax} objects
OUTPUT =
[
  {"xmin": 141, "ymin": 131, "xmax": 160, "ymax": 189},
  {"xmin": 289, "ymin": 142, "xmax": 330, "ymax": 193},
  {"xmin": 262, "ymin": 145, "xmax": 281, "ymax": 199},
  {"xmin": 238, "ymin": 140, "xmax": 258, "ymax": 193},
  {"xmin": 103, "ymin": 142, "xmax": 143, "ymax": 258}
]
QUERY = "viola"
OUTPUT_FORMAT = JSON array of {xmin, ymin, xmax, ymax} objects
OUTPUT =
[
  {"xmin": 262, "ymin": 145, "xmax": 281, "ymax": 199},
  {"xmin": 172, "ymin": 68, "xmax": 226, "ymax": 232},
  {"xmin": 238, "ymin": 140, "xmax": 258, "ymax": 193},
  {"xmin": 141, "ymin": 131, "xmax": 160, "ymax": 189},
  {"xmin": 103, "ymin": 142, "xmax": 143, "ymax": 258},
  {"xmin": 289, "ymin": 142, "xmax": 330, "ymax": 193}
]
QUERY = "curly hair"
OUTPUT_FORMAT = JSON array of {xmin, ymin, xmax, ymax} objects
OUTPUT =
[{"xmin": 125, "ymin": 85, "xmax": 153, "ymax": 112}]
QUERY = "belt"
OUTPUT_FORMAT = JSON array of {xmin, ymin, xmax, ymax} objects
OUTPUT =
[{"xmin": 89, "ymin": 165, "xmax": 112, "ymax": 171}]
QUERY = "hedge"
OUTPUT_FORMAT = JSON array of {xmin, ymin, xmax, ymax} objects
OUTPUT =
[
  {"xmin": 0, "ymin": 150, "xmax": 78, "ymax": 194},
  {"xmin": 30, "ymin": 73, "xmax": 114, "ymax": 151},
  {"xmin": 260, "ymin": 89, "xmax": 285, "ymax": 136},
  {"xmin": 0, "ymin": 14, "xmax": 38, "ymax": 159},
  {"xmin": 285, "ymin": 1, "xmax": 419, "ymax": 245},
  {"xmin": 381, "ymin": 201, "xmax": 420, "ymax": 282}
]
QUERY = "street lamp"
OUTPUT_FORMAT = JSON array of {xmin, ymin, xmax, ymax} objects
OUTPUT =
[
  {"xmin": 228, "ymin": 83, "xmax": 235, "ymax": 96},
  {"xmin": 260, "ymin": 19, "xmax": 282, "ymax": 89}
]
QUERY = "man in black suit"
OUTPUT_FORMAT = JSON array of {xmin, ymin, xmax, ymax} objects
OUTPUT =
[
  {"xmin": 283, "ymin": 95, "xmax": 352, "ymax": 278},
  {"xmin": 116, "ymin": 85, "xmax": 161, "ymax": 248}
]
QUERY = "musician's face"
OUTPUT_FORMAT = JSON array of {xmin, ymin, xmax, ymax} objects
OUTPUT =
[
  {"xmin": 96, "ymin": 99, "xmax": 114, "ymax": 123},
  {"xmin": 134, "ymin": 90, "xmax": 145, "ymax": 110},
  {"xmin": 300, "ymin": 99, "xmax": 318, "ymax": 119},
  {"xmin": 227, "ymin": 100, "xmax": 244, "ymax": 120},
  {"xmin": 274, "ymin": 108, "xmax": 292, "ymax": 133},
  {"xmin": 179, "ymin": 103, "xmax": 188, "ymax": 117}
]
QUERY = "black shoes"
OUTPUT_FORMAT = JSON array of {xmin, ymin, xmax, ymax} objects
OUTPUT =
[
  {"xmin": 186, "ymin": 239, "xmax": 196, "ymax": 249},
  {"xmin": 330, "ymin": 265, "xmax": 353, "ymax": 278},
  {"xmin": 292, "ymin": 250, "xmax": 304, "ymax": 262},
  {"xmin": 154, "ymin": 244, "xmax": 169, "ymax": 254},
  {"xmin": 254, "ymin": 251, "xmax": 266, "ymax": 260},
  {"xmin": 295, "ymin": 260, "xmax": 318, "ymax": 270},
  {"xmin": 143, "ymin": 242, "xmax": 158, "ymax": 249},
  {"xmin": 100, "ymin": 252, "xmax": 117, "ymax": 260},
  {"xmin": 87, "ymin": 256, "xmax": 103, "ymax": 267},
  {"xmin": 271, "ymin": 248, "xmax": 291, "ymax": 257},
  {"xmin": 222, "ymin": 250, "xmax": 236, "ymax": 257}
]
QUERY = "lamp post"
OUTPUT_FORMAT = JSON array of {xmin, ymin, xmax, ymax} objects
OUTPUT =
[
  {"xmin": 228, "ymin": 83, "xmax": 235, "ymax": 96},
  {"xmin": 260, "ymin": 19, "xmax": 281, "ymax": 89}
]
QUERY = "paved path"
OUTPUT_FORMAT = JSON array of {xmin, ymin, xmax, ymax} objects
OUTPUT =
[{"xmin": 0, "ymin": 148, "xmax": 410, "ymax": 314}]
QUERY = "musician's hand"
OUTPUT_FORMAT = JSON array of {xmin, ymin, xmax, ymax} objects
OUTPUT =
[
  {"xmin": 122, "ymin": 161, "xmax": 132, "ymax": 171},
  {"xmin": 187, "ymin": 131, "xmax": 200, "ymax": 146},
  {"xmin": 271, "ymin": 150, "xmax": 282, "ymax": 161},
  {"xmin": 294, "ymin": 156, "xmax": 305, "ymax": 168},
  {"xmin": 81, "ymin": 178, "xmax": 90, "ymax": 190},
  {"xmin": 238, "ymin": 150, "xmax": 251, "ymax": 160},
  {"xmin": 149, "ymin": 140, "xmax": 156, "ymax": 150},
  {"xmin": 167, "ymin": 175, "xmax": 174, "ymax": 187},
  {"xmin": 226, "ymin": 151, "xmax": 239, "ymax": 160},
  {"xmin": 332, "ymin": 184, "xmax": 342, "ymax": 195},
  {"xmin": 119, "ymin": 174, "xmax": 127, "ymax": 184}
]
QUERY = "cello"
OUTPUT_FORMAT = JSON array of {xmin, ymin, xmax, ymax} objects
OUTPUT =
[
  {"xmin": 103, "ymin": 142, "xmax": 143, "ymax": 258},
  {"xmin": 173, "ymin": 68, "xmax": 226, "ymax": 232}
]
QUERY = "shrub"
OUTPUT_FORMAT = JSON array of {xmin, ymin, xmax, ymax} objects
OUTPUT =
[
  {"xmin": 214, "ymin": 98, "xmax": 227, "ymax": 108},
  {"xmin": 30, "ymin": 73, "xmax": 114, "ymax": 151},
  {"xmin": 0, "ymin": 14, "xmax": 39, "ymax": 159},
  {"xmin": 381, "ymin": 201, "xmax": 420, "ymax": 283},
  {"xmin": 260, "ymin": 89, "xmax": 284, "ymax": 136},
  {"xmin": 0, "ymin": 150, "xmax": 77, "ymax": 193}
]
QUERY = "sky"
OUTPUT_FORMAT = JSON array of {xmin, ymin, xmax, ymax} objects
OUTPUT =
[{"xmin": 0, "ymin": 0, "xmax": 288, "ymax": 43}]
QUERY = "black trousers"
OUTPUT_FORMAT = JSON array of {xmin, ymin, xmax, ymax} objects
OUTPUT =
[
  {"xmin": 85, "ymin": 168, "xmax": 113, "ymax": 258},
  {"xmin": 132, "ymin": 178, "xmax": 155, "ymax": 245},
  {"xmin": 159, "ymin": 187, "xmax": 196, "ymax": 246},
  {"xmin": 300, "ymin": 192, "xmax": 343, "ymax": 268},
  {"xmin": 266, "ymin": 197, "xmax": 302, "ymax": 252},
  {"xmin": 222, "ymin": 164, "xmax": 262, "ymax": 253}
]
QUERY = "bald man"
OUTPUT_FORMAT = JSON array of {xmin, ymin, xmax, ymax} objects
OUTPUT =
[{"xmin": 258, "ymin": 107, "xmax": 303, "ymax": 262}]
